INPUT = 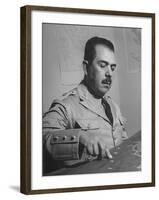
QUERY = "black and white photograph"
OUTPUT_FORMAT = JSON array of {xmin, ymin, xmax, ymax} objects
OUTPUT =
[
  {"xmin": 42, "ymin": 24, "xmax": 141, "ymax": 176},
  {"xmin": 20, "ymin": 6, "xmax": 155, "ymax": 194}
]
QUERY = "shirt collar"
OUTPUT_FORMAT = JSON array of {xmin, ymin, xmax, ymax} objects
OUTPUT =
[{"xmin": 77, "ymin": 82, "xmax": 103, "ymax": 108}]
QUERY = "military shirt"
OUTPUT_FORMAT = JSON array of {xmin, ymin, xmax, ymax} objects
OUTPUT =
[{"xmin": 43, "ymin": 82, "xmax": 128, "ymax": 166}]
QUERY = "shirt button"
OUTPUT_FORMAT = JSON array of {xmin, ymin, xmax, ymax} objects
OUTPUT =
[
  {"xmin": 53, "ymin": 136, "xmax": 59, "ymax": 141},
  {"xmin": 71, "ymin": 136, "xmax": 76, "ymax": 140},
  {"xmin": 63, "ymin": 136, "xmax": 67, "ymax": 140}
]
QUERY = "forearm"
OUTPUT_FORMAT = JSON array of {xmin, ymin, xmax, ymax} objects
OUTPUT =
[{"xmin": 43, "ymin": 128, "xmax": 82, "ymax": 160}]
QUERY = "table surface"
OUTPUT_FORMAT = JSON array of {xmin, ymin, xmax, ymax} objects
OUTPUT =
[{"xmin": 46, "ymin": 131, "xmax": 141, "ymax": 176}]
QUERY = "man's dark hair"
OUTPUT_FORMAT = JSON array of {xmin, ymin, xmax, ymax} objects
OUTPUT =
[{"xmin": 84, "ymin": 36, "xmax": 115, "ymax": 64}]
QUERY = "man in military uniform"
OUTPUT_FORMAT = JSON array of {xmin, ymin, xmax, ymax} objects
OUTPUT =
[{"xmin": 43, "ymin": 37, "xmax": 128, "ymax": 172}]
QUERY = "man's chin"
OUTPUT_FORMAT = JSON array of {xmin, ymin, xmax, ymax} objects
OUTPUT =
[
  {"xmin": 98, "ymin": 87, "xmax": 110, "ymax": 97},
  {"xmin": 88, "ymin": 85, "xmax": 111, "ymax": 98},
  {"xmin": 103, "ymin": 84, "xmax": 111, "ymax": 90}
]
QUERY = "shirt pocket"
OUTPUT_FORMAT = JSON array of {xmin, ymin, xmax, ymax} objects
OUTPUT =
[{"xmin": 75, "ymin": 118, "xmax": 102, "ymax": 129}]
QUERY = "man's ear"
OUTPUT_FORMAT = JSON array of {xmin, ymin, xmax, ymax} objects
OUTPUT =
[{"xmin": 83, "ymin": 60, "xmax": 88, "ymax": 76}]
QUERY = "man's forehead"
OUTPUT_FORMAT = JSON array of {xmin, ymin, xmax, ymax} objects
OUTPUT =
[
  {"xmin": 94, "ymin": 44, "xmax": 116, "ymax": 62},
  {"xmin": 94, "ymin": 44, "xmax": 114, "ymax": 53}
]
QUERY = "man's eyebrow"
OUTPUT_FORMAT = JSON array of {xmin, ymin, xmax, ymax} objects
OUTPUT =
[{"xmin": 98, "ymin": 60, "xmax": 109, "ymax": 64}]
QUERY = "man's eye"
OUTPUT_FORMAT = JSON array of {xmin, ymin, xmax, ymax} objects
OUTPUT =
[
  {"xmin": 100, "ymin": 63, "xmax": 106, "ymax": 68},
  {"xmin": 99, "ymin": 62, "xmax": 108, "ymax": 68}
]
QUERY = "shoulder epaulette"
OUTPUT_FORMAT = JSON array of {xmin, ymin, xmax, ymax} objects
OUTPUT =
[{"xmin": 53, "ymin": 88, "xmax": 77, "ymax": 102}]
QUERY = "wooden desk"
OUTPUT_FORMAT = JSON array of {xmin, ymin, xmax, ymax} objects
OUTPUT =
[{"xmin": 45, "ymin": 131, "xmax": 141, "ymax": 176}]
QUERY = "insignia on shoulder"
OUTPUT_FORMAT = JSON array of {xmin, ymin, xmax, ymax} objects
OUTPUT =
[{"xmin": 51, "ymin": 88, "xmax": 77, "ymax": 106}]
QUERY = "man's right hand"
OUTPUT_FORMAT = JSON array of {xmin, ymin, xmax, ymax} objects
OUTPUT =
[{"xmin": 79, "ymin": 130, "xmax": 112, "ymax": 159}]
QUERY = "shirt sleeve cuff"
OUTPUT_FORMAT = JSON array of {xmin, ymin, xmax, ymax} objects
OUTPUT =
[{"xmin": 46, "ymin": 129, "xmax": 81, "ymax": 160}]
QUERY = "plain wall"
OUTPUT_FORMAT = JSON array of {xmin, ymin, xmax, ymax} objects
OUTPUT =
[
  {"xmin": 114, "ymin": 28, "xmax": 141, "ymax": 136},
  {"xmin": 43, "ymin": 24, "xmax": 141, "ymax": 136}
]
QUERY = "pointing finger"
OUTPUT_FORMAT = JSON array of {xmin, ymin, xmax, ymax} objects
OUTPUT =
[{"xmin": 105, "ymin": 149, "xmax": 113, "ymax": 159}]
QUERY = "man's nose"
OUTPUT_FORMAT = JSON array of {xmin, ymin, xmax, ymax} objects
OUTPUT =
[{"xmin": 105, "ymin": 65, "xmax": 112, "ymax": 77}]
